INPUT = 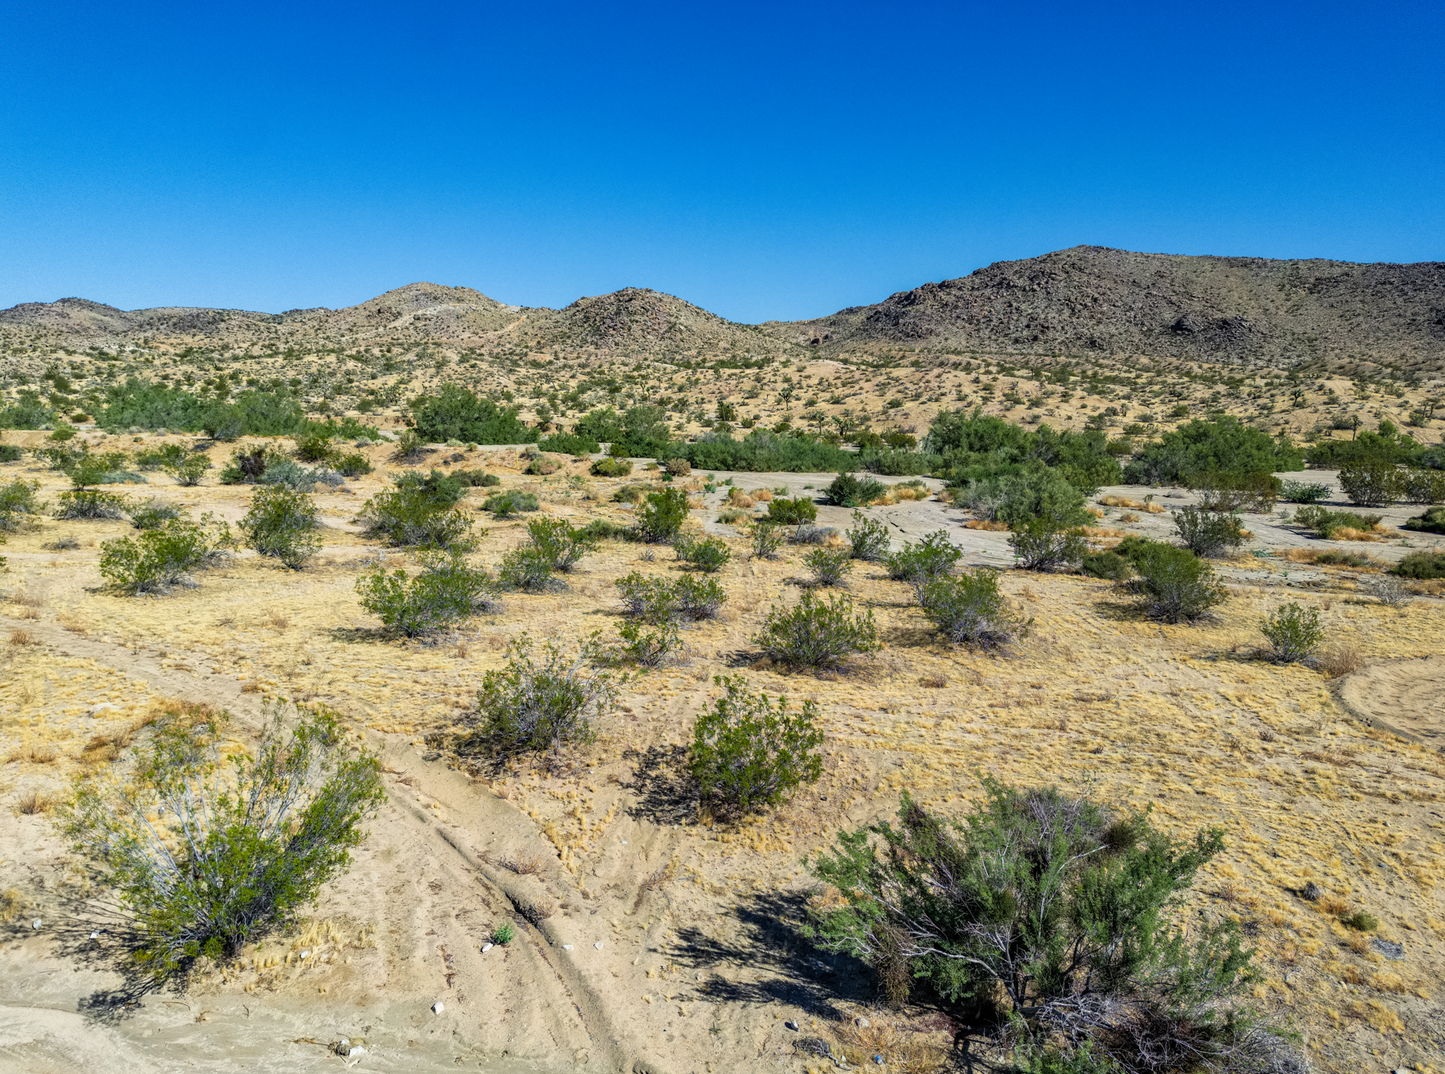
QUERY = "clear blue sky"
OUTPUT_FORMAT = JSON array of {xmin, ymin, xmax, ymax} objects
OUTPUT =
[{"xmin": 1, "ymin": 0, "xmax": 1441, "ymax": 323}]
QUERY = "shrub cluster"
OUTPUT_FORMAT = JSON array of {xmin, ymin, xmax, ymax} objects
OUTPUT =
[
  {"xmin": 460, "ymin": 635, "xmax": 615, "ymax": 755},
  {"xmin": 1174, "ymin": 506, "xmax": 1246, "ymax": 557},
  {"xmin": 1260, "ymin": 602, "xmax": 1324, "ymax": 663},
  {"xmin": 804, "ymin": 545, "xmax": 853, "ymax": 586},
  {"xmin": 1393, "ymin": 550, "xmax": 1445, "ymax": 580},
  {"xmin": 411, "ymin": 387, "xmax": 538, "ymax": 444},
  {"xmin": 1132, "ymin": 542, "xmax": 1226, "ymax": 623},
  {"xmin": 99, "ymin": 516, "xmax": 232, "ymax": 594},
  {"xmin": 844, "ymin": 511, "xmax": 890, "ymax": 561},
  {"xmin": 360, "ymin": 482, "xmax": 473, "ymax": 548},
  {"xmin": 0, "ymin": 480, "xmax": 43, "ymax": 531},
  {"xmin": 674, "ymin": 534, "xmax": 731, "ymax": 572},
  {"xmin": 590, "ymin": 456, "xmax": 633, "ymax": 477},
  {"xmin": 917, "ymin": 569, "xmax": 1028, "ymax": 650},
  {"xmin": 129, "ymin": 498, "xmax": 183, "ymax": 530},
  {"xmin": 635, "ymin": 487, "xmax": 690, "ymax": 542},
  {"xmin": 1280, "ymin": 480, "xmax": 1329, "ymax": 504},
  {"xmin": 239, "ymin": 485, "xmax": 321, "ymax": 569},
  {"xmin": 754, "ymin": 590, "xmax": 878, "ymax": 669},
  {"xmin": 1292, "ymin": 504, "xmax": 1382, "ymax": 539},
  {"xmin": 1403, "ymin": 506, "xmax": 1445, "ymax": 535},
  {"xmin": 886, "ymin": 531, "xmax": 961, "ymax": 593},
  {"xmin": 356, "ymin": 551, "xmax": 499, "ymax": 635},
  {"xmin": 826, "ymin": 472, "xmax": 886, "ymax": 508},
  {"xmin": 1009, "ymin": 518, "xmax": 1088, "ymax": 571},
  {"xmin": 615, "ymin": 572, "xmax": 727, "ymax": 621},
  {"xmin": 538, "ymin": 431, "xmax": 600, "ymax": 455},
  {"xmin": 766, "ymin": 496, "xmax": 818, "ymax": 525}
]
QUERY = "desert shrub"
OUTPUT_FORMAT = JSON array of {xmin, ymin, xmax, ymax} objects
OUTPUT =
[
  {"xmin": 993, "ymin": 467, "xmax": 1090, "ymax": 527},
  {"xmin": 672, "ymin": 575, "xmax": 727, "ymax": 619},
  {"xmin": 1009, "ymin": 518, "xmax": 1088, "ymax": 571},
  {"xmin": 754, "ymin": 590, "xmax": 878, "ymax": 669},
  {"xmin": 1260, "ymin": 602, "xmax": 1324, "ymax": 663},
  {"xmin": 1122, "ymin": 415, "xmax": 1302, "ymax": 484},
  {"xmin": 1081, "ymin": 550, "xmax": 1133, "ymax": 580},
  {"xmin": 1338, "ymin": 461, "xmax": 1405, "ymax": 507},
  {"xmin": 394, "ymin": 468, "xmax": 468, "ymax": 505},
  {"xmin": 218, "ymin": 446, "xmax": 285, "ymax": 484},
  {"xmin": 452, "ymin": 468, "xmax": 500, "ymax": 488},
  {"xmin": 675, "ymin": 534, "xmax": 731, "ymax": 572},
  {"xmin": 258, "ymin": 459, "xmax": 340, "ymax": 492},
  {"xmin": 804, "ymin": 545, "xmax": 853, "ymax": 586},
  {"xmin": 498, "ymin": 546, "xmax": 561, "ymax": 592},
  {"xmin": 461, "ymin": 635, "xmax": 615, "ymax": 755},
  {"xmin": 99, "ymin": 517, "xmax": 231, "ymax": 594},
  {"xmin": 356, "ymin": 551, "xmax": 499, "ymax": 635},
  {"xmin": 1393, "ymin": 551, "xmax": 1445, "ymax": 580},
  {"xmin": 391, "ymin": 428, "xmax": 428, "ymax": 460},
  {"xmin": 827, "ymin": 472, "xmax": 886, "ymax": 508},
  {"xmin": 293, "ymin": 433, "xmax": 337, "ymax": 463},
  {"xmin": 767, "ymin": 496, "xmax": 818, "ymax": 525},
  {"xmin": 664, "ymin": 457, "xmax": 692, "ymax": 477},
  {"xmin": 524, "ymin": 518, "xmax": 597, "ymax": 573},
  {"xmin": 411, "ymin": 386, "xmax": 537, "ymax": 444},
  {"xmin": 805, "ymin": 779, "xmax": 1267, "ymax": 1070},
  {"xmin": 482, "ymin": 489, "xmax": 540, "ymax": 517},
  {"xmin": 751, "ymin": 520, "xmax": 784, "ymax": 560},
  {"xmin": 1311, "ymin": 549, "xmax": 1376, "ymax": 567},
  {"xmin": 918, "ymin": 569, "xmax": 1028, "ymax": 649},
  {"xmin": 689, "ymin": 674, "xmax": 823, "ymax": 819},
  {"xmin": 0, "ymin": 480, "xmax": 43, "ymax": 530},
  {"xmin": 1134, "ymin": 544, "xmax": 1226, "ymax": 623},
  {"xmin": 886, "ymin": 531, "xmax": 961, "ymax": 592},
  {"xmin": 134, "ymin": 443, "xmax": 188, "ymax": 471},
  {"xmin": 1187, "ymin": 470, "xmax": 1281, "ymax": 512},
  {"xmin": 590, "ymin": 456, "xmax": 633, "ymax": 477},
  {"xmin": 0, "ymin": 444, "xmax": 23, "ymax": 462},
  {"xmin": 239, "ymin": 484, "xmax": 321, "ymax": 569},
  {"xmin": 612, "ymin": 482, "xmax": 648, "ymax": 504},
  {"xmin": 597, "ymin": 618, "xmax": 684, "ymax": 669},
  {"xmin": 1292, "ymin": 504, "xmax": 1382, "ymax": 539},
  {"xmin": 845, "ymin": 511, "xmax": 890, "ymax": 562},
  {"xmin": 524, "ymin": 455, "xmax": 560, "ymax": 476},
  {"xmin": 615, "ymin": 572, "xmax": 725, "ymax": 621},
  {"xmin": 577, "ymin": 518, "xmax": 630, "ymax": 542},
  {"xmin": 1402, "ymin": 506, "xmax": 1445, "ymax": 535},
  {"xmin": 53, "ymin": 490, "xmax": 130, "ymax": 520},
  {"xmin": 129, "ymin": 498, "xmax": 183, "ymax": 530},
  {"xmin": 1280, "ymin": 480, "xmax": 1329, "ymax": 504},
  {"xmin": 1401, "ymin": 466, "xmax": 1445, "ymax": 504},
  {"xmin": 334, "ymin": 452, "xmax": 373, "ymax": 477},
  {"xmin": 62, "ymin": 703, "xmax": 384, "ymax": 975},
  {"xmin": 1174, "ymin": 506, "xmax": 1246, "ymax": 558},
  {"xmin": 636, "ymin": 487, "xmax": 689, "ymax": 542},
  {"xmin": 164, "ymin": 454, "xmax": 211, "ymax": 486},
  {"xmin": 859, "ymin": 447, "xmax": 938, "ymax": 476},
  {"xmin": 673, "ymin": 428, "xmax": 855, "ymax": 473},
  {"xmin": 788, "ymin": 523, "xmax": 837, "ymax": 545},
  {"xmin": 538, "ymin": 432, "xmax": 599, "ymax": 455},
  {"xmin": 1341, "ymin": 910, "xmax": 1379, "ymax": 932},
  {"xmin": 573, "ymin": 404, "xmax": 671, "ymax": 457},
  {"xmin": 359, "ymin": 486, "xmax": 472, "ymax": 548}
]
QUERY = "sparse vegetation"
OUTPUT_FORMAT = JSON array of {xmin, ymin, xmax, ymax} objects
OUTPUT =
[
  {"xmin": 356, "ymin": 551, "xmax": 498, "ymax": 635},
  {"xmin": 1133, "ymin": 544, "xmax": 1226, "ymax": 623},
  {"xmin": 1174, "ymin": 506, "xmax": 1246, "ymax": 558},
  {"xmin": 917, "ymin": 569, "xmax": 1028, "ymax": 649},
  {"xmin": 99, "ymin": 517, "xmax": 231, "ymax": 594},
  {"xmin": 635, "ymin": 487, "xmax": 689, "ymax": 542},
  {"xmin": 239, "ymin": 484, "xmax": 321, "ymax": 569},
  {"xmin": 1009, "ymin": 518, "xmax": 1088, "ymax": 571},
  {"xmin": 1260, "ymin": 602, "xmax": 1324, "ymax": 663},
  {"xmin": 754, "ymin": 590, "xmax": 878, "ymax": 669},
  {"xmin": 844, "ymin": 511, "xmax": 890, "ymax": 561},
  {"xmin": 803, "ymin": 545, "xmax": 853, "ymax": 586},
  {"xmin": 886, "ymin": 530, "xmax": 961, "ymax": 592},
  {"xmin": 674, "ymin": 533, "xmax": 731, "ymax": 572},
  {"xmin": 460, "ymin": 635, "xmax": 614, "ymax": 756}
]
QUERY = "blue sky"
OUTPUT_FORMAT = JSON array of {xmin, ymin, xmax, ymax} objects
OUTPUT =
[{"xmin": 1, "ymin": 0, "xmax": 1440, "ymax": 322}]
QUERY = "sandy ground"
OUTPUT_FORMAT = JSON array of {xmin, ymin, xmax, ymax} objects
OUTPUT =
[{"xmin": 2, "ymin": 435, "xmax": 1445, "ymax": 1074}]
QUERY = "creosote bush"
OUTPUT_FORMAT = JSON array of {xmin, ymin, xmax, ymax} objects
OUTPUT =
[
  {"xmin": 886, "ymin": 530, "xmax": 961, "ymax": 593},
  {"xmin": 482, "ymin": 489, "xmax": 540, "ymax": 517},
  {"xmin": 1174, "ymin": 506, "xmax": 1246, "ymax": 558},
  {"xmin": 804, "ymin": 545, "xmax": 853, "ymax": 586},
  {"xmin": 54, "ymin": 489, "xmax": 130, "ymax": 520},
  {"xmin": 359, "ymin": 484, "xmax": 473, "ymax": 549},
  {"xmin": 675, "ymin": 533, "xmax": 731, "ymax": 572},
  {"xmin": 460, "ymin": 635, "xmax": 615, "ymax": 756},
  {"xmin": 590, "ymin": 456, "xmax": 633, "ymax": 477},
  {"xmin": 615, "ymin": 572, "xmax": 727, "ymax": 621},
  {"xmin": 1009, "ymin": 518, "xmax": 1087, "ymax": 571},
  {"xmin": 62, "ymin": 702, "xmax": 384, "ymax": 976},
  {"xmin": 806, "ymin": 779, "xmax": 1297, "ymax": 1074},
  {"xmin": 129, "ymin": 498, "xmax": 183, "ymax": 530},
  {"xmin": 525, "ymin": 517, "xmax": 598, "ymax": 573},
  {"xmin": 356, "ymin": 551, "xmax": 498, "ymax": 636},
  {"xmin": 1279, "ymin": 480, "xmax": 1329, "ymax": 504},
  {"xmin": 689, "ymin": 674, "xmax": 823, "ymax": 819},
  {"xmin": 1133, "ymin": 544, "xmax": 1226, "ymax": 623},
  {"xmin": 917, "ymin": 569, "xmax": 1028, "ymax": 650},
  {"xmin": 164, "ymin": 454, "xmax": 212, "ymax": 487},
  {"xmin": 100, "ymin": 516, "xmax": 231, "ymax": 594},
  {"xmin": 1259, "ymin": 602, "xmax": 1324, "ymax": 664},
  {"xmin": 767, "ymin": 495, "xmax": 818, "ymax": 525},
  {"xmin": 498, "ymin": 545, "xmax": 562, "ymax": 592},
  {"xmin": 635, "ymin": 486, "xmax": 689, "ymax": 542},
  {"xmin": 826, "ymin": 472, "xmax": 885, "ymax": 508},
  {"xmin": 845, "ymin": 511, "xmax": 890, "ymax": 561},
  {"xmin": 750, "ymin": 520, "xmax": 784, "ymax": 560},
  {"xmin": 0, "ymin": 480, "xmax": 44, "ymax": 531},
  {"xmin": 755, "ymin": 590, "xmax": 878, "ymax": 669},
  {"xmin": 239, "ymin": 484, "xmax": 321, "ymax": 569}
]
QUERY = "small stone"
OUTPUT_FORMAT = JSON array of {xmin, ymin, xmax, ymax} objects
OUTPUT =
[
  {"xmin": 784, "ymin": 1020, "xmax": 799, "ymax": 1031},
  {"xmin": 299, "ymin": 949, "xmax": 309, "ymax": 959},
  {"xmin": 1372, "ymin": 938, "xmax": 1405, "ymax": 961},
  {"xmin": 347, "ymin": 1047, "xmax": 366, "ymax": 1057},
  {"xmin": 431, "ymin": 1001, "xmax": 444, "ymax": 1014},
  {"xmin": 422, "ymin": 751, "xmax": 441, "ymax": 761},
  {"xmin": 481, "ymin": 943, "xmax": 493, "ymax": 953},
  {"xmin": 594, "ymin": 942, "xmax": 604, "ymax": 950},
  {"xmin": 31, "ymin": 919, "xmax": 41, "ymax": 930},
  {"xmin": 89, "ymin": 931, "xmax": 100, "ymax": 940},
  {"xmin": 1301, "ymin": 882, "xmax": 1321, "ymax": 901},
  {"xmin": 855, "ymin": 1016, "xmax": 870, "ymax": 1028},
  {"xmin": 562, "ymin": 944, "xmax": 574, "ymax": 951}
]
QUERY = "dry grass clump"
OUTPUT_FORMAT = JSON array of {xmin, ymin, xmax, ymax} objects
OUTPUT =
[
  {"xmin": 1316, "ymin": 645, "xmax": 1364, "ymax": 679},
  {"xmin": 15, "ymin": 789, "xmax": 54, "ymax": 815},
  {"xmin": 751, "ymin": 488, "xmax": 774, "ymax": 502},
  {"xmin": 962, "ymin": 519, "xmax": 1009, "ymax": 531},
  {"xmin": 10, "ymin": 589, "xmax": 43, "ymax": 608},
  {"xmin": 831, "ymin": 1020, "xmax": 948, "ymax": 1073},
  {"xmin": 496, "ymin": 852, "xmax": 545, "ymax": 876},
  {"xmin": 0, "ymin": 888, "xmax": 27, "ymax": 923},
  {"xmin": 918, "ymin": 674, "xmax": 948, "ymax": 688},
  {"xmin": 726, "ymin": 488, "xmax": 755, "ymax": 508},
  {"xmin": 8, "ymin": 628, "xmax": 34, "ymax": 646},
  {"xmin": 12, "ymin": 743, "xmax": 59, "ymax": 765},
  {"xmin": 1099, "ymin": 494, "xmax": 1165, "ymax": 512}
]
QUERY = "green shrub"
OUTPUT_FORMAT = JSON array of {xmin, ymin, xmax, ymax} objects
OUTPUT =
[
  {"xmin": 482, "ymin": 489, "xmax": 540, "ymax": 517},
  {"xmin": 750, "ymin": 520, "xmax": 784, "ymax": 560},
  {"xmin": 356, "ymin": 551, "xmax": 499, "ymax": 635},
  {"xmin": 1292, "ymin": 504, "xmax": 1382, "ymax": 538},
  {"xmin": 672, "ymin": 575, "xmax": 727, "ymax": 619},
  {"xmin": 334, "ymin": 452, "xmax": 373, "ymax": 477},
  {"xmin": 804, "ymin": 545, "xmax": 853, "ymax": 586},
  {"xmin": 1259, "ymin": 602, "xmax": 1324, "ymax": 664},
  {"xmin": 1403, "ymin": 506, "xmax": 1445, "ymax": 535},
  {"xmin": 538, "ymin": 432, "xmax": 600, "ymax": 455},
  {"xmin": 524, "ymin": 518, "xmax": 597, "ymax": 572},
  {"xmin": 460, "ymin": 635, "xmax": 615, "ymax": 755},
  {"xmin": 674, "ymin": 429, "xmax": 855, "ymax": 473},
  {"xmin": 54, "ymin": 490, "xmax": 130, "ymax": 520},
  {"xmin": 62, "ymin": 703, "xmax": 384, "ymax": 975},
  {"xmin": 767, "ymin": 496, "xmax": 818, "ymax": 525},
  {"xmin": 1342, "ymin": 911, "xmax": 1379, "ymax": 932},
  {"xmin": 591, "ymin": 456, "xmax": 633, "ymax": 478},
  {"xmin": 845, "ymin": 512, "xmax": 890, "ymax": 562},
  {"xmin": 0, "ymin": 445, "xmax": 22, "ymax": 463},
  {"xmin": 1393, "ymin": 551, "xmax": 1445, "ymax": 580},
  {"xmin": 636, "ymin": 487, "xmax": 689, "ymax": 542},
  {"xmin": 1339, "ymin": 461, "xmax": 1405, "ymax": 507},
  {"xmin": 599, "ymin": 618, "xmax": 683, "ymax": 669},
  {"xmin": 1123, "ymin": 415, "xmax": 1302, "ymax": 484},
  {"xmin": 886, "ymin": 531, "xmax": 961, "ymax": 592},
  {"xmin": 1134, "ymin": 544, "xmax": 1226, "ymax": 623},
  {"xmin": 257, "ymin": 459, "xmax": 340, "ymax": 493},
  {"xmin": 917, "ymin": 569, "xmax": 1028, "ymax": 649},
  {"xmin": 577, "ymin": 518, "xmax": 630, "ymax": 542},
  {"xmin": 1188, "ymin": 470, "xmax": 1281, "ymax": 512},
  {"xmin": 498, "ymin": 545, "xmax": 561, "ymax": 592},
  {"xmin": 826, "ymin": 472, "xmax": 886, "ymax": 507},
  {"xmin": 218, "ymin": 446, "xmax": 286, "ymax": 484},
  {"xmin": 859, "ymin": 448, "xmax": 938, "ymax": 477},
  {"xmin": 239, "ymin": 485, "xmax": 321, "ymax": 569},
  {"xmin": 992, "ymin": 467, "xmax": 1090, "ymax": 527},
  {"xmin": 0, "ymin": 480, "xmax": 43, "ymax": 531},
  {"xmin": 135, "ymin": 443, "xmax": 189, "ymax": 471},
  {"xmin": 359, "ymin": 486, "xmax": 473, "ymax": 548},
  {"xmin": 1312, "ymin": 550, "xmax": 1375, "ymax": 567},
  {"xmin": 1402, "ymin": 466, "xmax": 1445, "ymax": 504},
  {"xmin": 614, "ymin": 572, "xmax": 725, "ymax": 621},
  {"xmin": 129, "ymin": 498, "xmax": 183, "ymax": 530},
  {"xmin": 1174, "ymin": 506, "xmax": 1246, "ymax": 557},
  {"xmin": 394, "ymin": 468, "xmax": 467, "ymax": 505},
  {"xmin": 491, "ymin": 923, "xmax": 516, "ymax": 945},
  {"xmin": 612, "ymin": 482, "xmax": 648, "ymax": 504},
  {"xmin": 293, "ymin": 433, "xmax": 336, "ymax": 462},
  {"xmin": 523, "ymin": 455, "xmax": 560, "ymax": 476},
  {"xmin": 755, "ymin": 590, "xmax": 878, "ymax": 669},
  {"xmin": 1280, "ymin": 480, "xmax": 1329, "ymax": 504},
  {"xmin": 675, "ymin": 534, "xmax": 731, "ymax": 572},
  {"xmin": 689, "ymin": 675, "xmax": 823, "ymax": 819},
  {"xmin": 411, "ymin": 387, "xmax": 538, "ymax": 444},
  {"xmin": 1009, "ymin": 518, "xmax": 1087, "ymax": 571},
  {"xmin": 1081, "ymin": 550, "xmax": 1133, "ymax": 580},
  {"xmin": 165, "ymin": 454, "xmax": 211, "ymax": 487},
  {"xmin": 392, "ymin": 428, "xmax": 428, "ymax": 460},
  {"xmin": 99, "ymin": 517, "xmax": 231, "ymax": 594},
  {"xmin": 452, "ymin": 468, "xmax": 500, "ymax": 488}
]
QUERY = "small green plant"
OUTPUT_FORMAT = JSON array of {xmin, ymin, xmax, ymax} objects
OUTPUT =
[
  {"xmin": 525, "ymin": 517, "xmax": 598, "ymax": 572},
  {"xmin": 636, "ymin": 487, "xmax": 690, "ymax": 542},
  {"xmin": 754, "ymin": 590, "xmax": 878, "ymax": 669},
  {"xmin": 917, "ymin": 569, "xmax": 1028, "ymax": 650},
  {"xmin": 1341, "ymin": 910, "xmax": 1379, "ymax": 932},
  {"xmin": 498, "ymin": 545, "xmax": 561, "ymax": 592},
  {"xmin": 54, "ymin": 489, "xmax": 131, "ymax": 520},
  {"xmin": 601, "ymin": 617, "xmax": 684, "ymax": 669},
  {"xmin": 803, "ymin": 545, "xmax": 853, "ymax": 586},
  {"xmin": 750, "ymin": 520, "xmax": 784, "ymax": 560},
  {"xmin": 491, "ymin": 923, "xmax": 516, "ymax": 945},
  {"xmin": 460, "ymin": 635, "xmax": 615, "ymax": 756},
  {"xmin": 844, "ymin": 511, "xmax": 890, "ymax": 562},
  {"xmin": 1259, "ymin": 602, "xmax": 1324, "ymax": 664},
  {"xmin": 392, "ymin": 428, "xmax": 428, "ymax": 460},
  {"xmin": 614, "ymin": 572, "xmax": 725, "ymax": 621},
  {"xmin": 0, "ymin": 445, "xmax": 23, "ymax": 463},
  {"xmin": 590, "ymin": 456, "xmax": 633, "ymax": 477},
  {"xmin": 826, "ymin": 472, "xmax": 885, "ymax": 508},
  {"xmin": 135, "ymin": 443, "xmax": 188, "ymax": 471},
  {"xmin": 675, "ymin": 534, "xmax": 731, "ymax": 572},
  {"xmin": 1080, "ymin": 550, "xmax": 1133, "ymax": 580},
  {"xmin": 99, "ymin": 517, "xmax": 231, "ymax": 594},
  {"xmin": 767, "ymin": 496, "xmax": 818, "ymax": 525},
  {"xmin": 886, "ymin": 531, "xmax": 961, "ymax": 593},
  {"xmin": 293, "ymin": 433, "xmax": 337, "ymax": 463},
  {"xmin": 1293, "ymin": 504, "xmax": 1382, "ymax": 538},
  {"xmin": 356, "ymin": 551, "xmax": 498, "ymax": 635},
  {"xmin": 129, "ymin": 498, "xmax": 183, "ymax": 530},
  {"xmin": 1009, "ymin": 518, "xmax": 1087, "ymax": 571},
  {"xmin": 334, "ymin": 452, "xmax": 373, "ymax": 477},
  {"xmin": 1134, "ymin": 544, "xmax": 1226, "ymax": 623},
  {"xmin": 0, "ymin": 480, "xmax": 43, "ymax": 531},
  {"xmin": 62, "ymin": 702, "xmax": 384, "ymax": 976},
  {"xmin": 1393, "ymin": 550, "xmax": 1445, "ymax": 579},
  {"xmin": 1280, "ymin": 480, "xmax": 1329, "ymax": 504},
  {"xmin": 1174, "ymin": 506, "xmax": 1246, "ymax": 558},
  {"xmin": 164, "ymin": 454, "xmax": 211, "ymax": 487},
  {"xmin": 482, "ymin": 490, "xmax": 540, "ymax": 517},
  {"xmin": 1402, "ymin": 506, "xmax": 1445, "ymax": 535},
  {"xmin": 239, "ymin": 484, "xmax": 321, "ymax": 569},
  {"xmin": 689, "ymin": 675, "xmax": 823, "ymax": 819}
]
